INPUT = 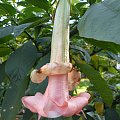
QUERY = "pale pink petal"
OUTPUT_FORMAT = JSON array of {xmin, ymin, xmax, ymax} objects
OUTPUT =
[
  {"xmin": 38, "ymin": 115, "xmax": 41, "ymax": 120},
  {"xmin": 63, "ymin": 93, "xmax": 90, "ymax": 117},
  {"xmin": 43, "ymin": 99, "xmax": 66, "ymax": 118},
  {"xmin": 45, "ymin": 74, "xmax": 69, "ymax": 106}
]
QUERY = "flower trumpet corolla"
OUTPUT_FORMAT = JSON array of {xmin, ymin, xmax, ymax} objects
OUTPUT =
[{"xmin": 22, "ymin": 0, "xmax": 90, "ymax": 119}]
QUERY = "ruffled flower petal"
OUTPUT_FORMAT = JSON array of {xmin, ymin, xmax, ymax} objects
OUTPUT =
[
  {"xmin": 63, "ymin": 92, "xmax": 90, "ymax": 116},
  {"xmin": 22, "ymin": 93, "xmax": 47, "ymax": 117}
]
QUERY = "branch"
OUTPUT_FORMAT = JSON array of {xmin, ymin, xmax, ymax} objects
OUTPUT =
[
  {"xmin": 51, "ymin": 0, "xmax": 57, "ymax": 6},
  {"xmin": 90, "ymin": 48, "xmax": 102, "ymax": 56},
  {"xmin": 70, "ymin": 25, "xmax": 78, "ymax": 37},
  {"xmin": 11, "ymin": 19, "xmax": 40, "ymax": 51}
]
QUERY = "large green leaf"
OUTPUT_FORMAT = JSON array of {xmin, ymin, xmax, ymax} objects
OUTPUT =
[
  {"xmin": 13, "ymin": 23, "xmax": 32, "ymax": 37},
  {"xmin": 77, "ymin": 63, "xmax": 113, "ymax": 107},
  {"xmin": 5, "ymin": 41, "xmax": 37, "ymax": 81},
  {"xmin": 78, "ymin": 0, "xmax": 120, "ymax": 52},
  {"xmin": 0, "ymin": 26, "xmax": 13, "ymax": 39},
  {"xmin": 0, "ymin": 3, "xmax": 16, "ymax": 16},
  {"xmin": 0, "ymin": 23, "xmax": 32, "ymax": 39},
  {"xmin": 1, "ymin": 41, "xmax": 37, "ymax": 120},
  {"xmin": 1, "ymin": 77, "xmax": 29, "ymax": 120},
  {"xmin": 25, "ymin": 0, "xmax": 50, "ymax": 11}
]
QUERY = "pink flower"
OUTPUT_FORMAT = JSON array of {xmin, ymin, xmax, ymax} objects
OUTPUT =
[{"xmin": 22, "ymin": 64, "xmax": 90, "ymax": 119}]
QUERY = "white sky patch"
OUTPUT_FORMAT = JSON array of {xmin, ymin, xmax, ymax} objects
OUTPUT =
[{"xmin": 17, "ymin": 6, "xmax": 25, "ymax": 11}]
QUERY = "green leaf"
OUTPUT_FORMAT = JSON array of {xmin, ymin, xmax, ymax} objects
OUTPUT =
[
  {"xmin": 0, "ymin": 48, "xmax": 11, "ymax": 57},
  {"xmin": 85, "ymin": 38, "xmax": 120, "ymax": 53},
  {"xmin": 29, "ymin": 17, "xmax": 50, "ymax": 29},
  {"xmin": 77, "ymin": 63, "xmax": 113, "ymax": 107},
  {"xmin": 19, "ymin": 16, "xmax": 41, "ymax": 24},
  {"xmin": 0, "ymin": 63, "xmax": 6, "ymax": 84},
  {"xmin": 0, "ymin": 26, "xmax": 13, "ymax": 39},
  {"xmin": 36, "ymin": 37, "xmax": 51, "ymax": 45},
  {"xmin": 78, "ymin": 0, "xmax": 120, "ymax": 51},
  {"xmin": 17, "ymin": 1, "xmax": 29, "ymax": 7},
  {"xmin": 19, "ymin": 17, "xmax": 50, "ymax": 30},
  {"xmin": 105, "ymin": 109, "xmax": 120, "ymax": 120},
  {"xmin": 107, "ymin": 52, "xmax": 120, "ymax": 62},
  {"xmin": 87, "ymin": 112, "xmax": 101, "ymax": 120},
  {"xmin": 71, "ymin": 45, "xmax": 91, "ymax": 63},
  {"xmin": 35, "ymin": 53, "xmax": 50, "ymax": 69},
  {"xmin": 1, "ymin": 41, "xmax": 37, "ymax": 120},
  {"xmin": 0, "ymin": 23, "xmax": 32, "ymax": 39},
  {"xmin": 75, "ymin": 2, "xmax": 87, "ymax": 9},
  {"xmin": 22, "ymin": 6, "xmax": 45, "ymax": 18},
  {"xmin": 25, "ymin": 0, "xmax": 50, "ymax": 11},
  {"xmin": 0, "ymin": 3, "xmax": 16, "ymax": 16},
  {"xmin": 0, "ymin": 35, "xmax": 14, "ymax": 44},
  {"xmin": 5, "ymin": 41, "xmax": 37, "ymax": 81},
  {"xmin": 13, "ymin": 23, "xmax": 32, "ymax": 37},
  {"xmin": 1, "ymin": 77, "xmax": 29, "ymax": 120},
  {"xmin": 87, "ymin": 0, "xmax": 96, "ymax": 5}
]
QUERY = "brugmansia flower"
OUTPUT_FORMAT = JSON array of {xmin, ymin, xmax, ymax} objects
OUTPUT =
[{"xmin": 22, "ymin": 0, "xmax": 90, "ymax": 119}]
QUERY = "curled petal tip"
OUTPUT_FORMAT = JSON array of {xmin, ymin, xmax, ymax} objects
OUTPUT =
[
  {"xmin": 68, "ymin": 68, "xmax": 81, "ymax": 91},
  {"xmin": 78, "ymin": 92, "xmax": 91, "ymax": 99},
  {"xmin": 30, "ymin": 69, "xmax": 47, "ymax": 83}
]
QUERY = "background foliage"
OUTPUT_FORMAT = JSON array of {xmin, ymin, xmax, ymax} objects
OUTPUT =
[{"xmin": 0, "ymin": 0, "xmax": 120, "ymax": 120}]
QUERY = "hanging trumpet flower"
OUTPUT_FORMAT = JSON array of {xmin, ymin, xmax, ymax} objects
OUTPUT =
[{"xmin": 22, "ymin": 0, "xmax": 90, "ymax": 119}]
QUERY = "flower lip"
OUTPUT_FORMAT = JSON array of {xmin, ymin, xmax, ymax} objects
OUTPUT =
[{"xmin": 22, "ymin": 91, "xmax": 90, "ymax": 119}]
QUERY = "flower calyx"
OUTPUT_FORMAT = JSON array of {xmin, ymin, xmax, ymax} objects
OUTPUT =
[{"xmin": 31, "ymin": 62, "xmax": 73, "ymax": 83}]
